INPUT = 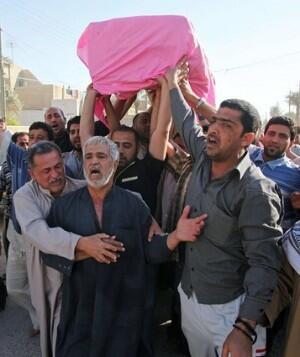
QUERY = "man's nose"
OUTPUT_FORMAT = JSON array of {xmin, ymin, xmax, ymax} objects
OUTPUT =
[{"xmin": 50, "ymin": 168, "xmax": 60, "ymax": 179}]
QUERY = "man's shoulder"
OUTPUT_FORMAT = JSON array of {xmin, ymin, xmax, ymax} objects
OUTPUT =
[
  {"xmin": 14, "ymin": 180, "xmax": 36, "ymax": 197},
  {"xmin": 243, "ymin": 163, "xmax": 279, "ymax": 196},
  {"xmin": 112, "ymin": 185, "xmax": 150, "ymax": 209},
  {"xmin": 65, "ymin": 177, "xmax": 86, "ymax": 192},
  {"xmin": 8, "ymin": 142, "xmax": 26, "ymax": 160},
  {"xmin": 248, "ymin": 145, "xmax": 262, "ymax": 160}
]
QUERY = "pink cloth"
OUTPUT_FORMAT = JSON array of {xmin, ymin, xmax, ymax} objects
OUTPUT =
[{"xmin": 77, "ymin": 15, "xmax": 215, "ymax": 122}]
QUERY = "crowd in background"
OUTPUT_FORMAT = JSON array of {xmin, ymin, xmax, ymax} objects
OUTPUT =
[{"xmin": 0, "ymin": 62, "xmax": 300, "ymax": 357}]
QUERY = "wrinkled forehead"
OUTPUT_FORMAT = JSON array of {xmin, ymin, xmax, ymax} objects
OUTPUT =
[
  {"xmin": 85, "ymin": 142, "xmax": 110, "ymax": 155},
  {"xmin": 45, "ymin": 108, "xmax": 64, "ymax": 119}
]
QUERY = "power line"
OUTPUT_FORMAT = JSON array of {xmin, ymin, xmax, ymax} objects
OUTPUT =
[{"xmin": 214, "ymin": 50, "xmax": 300, "ymax": 73}]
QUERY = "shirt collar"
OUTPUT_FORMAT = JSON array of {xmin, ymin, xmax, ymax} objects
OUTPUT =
[
  {"xmin": 234, "ymin": 151, "xmax": 253, "ymax": 180},
  {"xmin": 253, "ymin": 149, "xmax": 289, "ymax": 170}
]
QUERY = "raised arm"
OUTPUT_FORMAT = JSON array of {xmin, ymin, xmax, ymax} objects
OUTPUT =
[
  {"xmin": 179, "ymin": 78, "xmax": 216, "ymax": 121},
  {"xmin": 148, "ymin": 78, "xmax": 172, "ymax": 161},
  {"xmin": 80, "ymin": 84, "xmax": 98, "ymax": 147},
  {"xmin": 165, "ymin": 67, "xmax": 207, "ymax": 160},
  {"xmin": 113, "ymin": 95, "xmax": 137, "ymax": 121},
  {"xmin": 103, "ymin": 96, "xmax": 121, "ymax": 132}
]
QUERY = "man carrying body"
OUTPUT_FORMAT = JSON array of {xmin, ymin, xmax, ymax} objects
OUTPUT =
[
  {"xmin": 42, "ymin": 135, "xmax": 206, "ymax": 357},
  {"xmin": 80, "ymin": 82, "xmax": 171, "ymax": 216},
  {"xmin": 80, "ymin": 81, "xmax": 171, "ymax": 356},
  {"xmin": 14, "ymin": 141, "xmax": 125, "ymax": 356},
  {"xmin": 166, "ymin": 66, "xmax": 283, "ymax": 357},
  {"xmin": 44, "ymin": 107, "xmax": 73, "ymax": 152}
]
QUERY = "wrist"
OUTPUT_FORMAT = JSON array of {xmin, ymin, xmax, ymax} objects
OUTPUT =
[
  {"xmin": 237, "ymin": 317, "xmax": 256, "ymax": 329},
  {"xmin": 166, "ymin": 231, "xmax": 180, "ymax": 251},
  {"xmin": 193, "ymin": 97, "xmax": 206, "ymax": 110},
  {"xmin": 75, "ymin": 237, "xmax": 87, "ymax": 253},
  {"xmin": 168, "ymin": 81, "xmax": 179, "ymax": 90},
  {"xmin": 234, "ymin": 317, "xmax": 257, "ymax": 344}
]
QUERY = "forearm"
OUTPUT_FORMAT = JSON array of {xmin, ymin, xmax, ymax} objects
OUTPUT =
[
  {"xmin": 169, "ymin": 87, "xmax": 206, "ymax": 159},
  {"xmin": 114, "ymin": 95, "xmax": 136, "ymax": 120},
  {"xmin": 149, "ymin": 83, "xmax": 171, "ymax": 160},
  {"xmin": 80, "ymin": 92, "xmax": 96, "ymax": 145},
  {"xmin": 103, "ymin": 97, "xmax": 121, "ymax": 132},
  {"xmin": 182, "ymin": 91, "xmax": 216, "ymax": 121},
  {"xmin": 146, "ymin": 233, "xmax": 171, "ymax": 263}
]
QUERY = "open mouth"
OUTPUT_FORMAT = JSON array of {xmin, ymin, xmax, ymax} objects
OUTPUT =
[
  {"xmin": 207, "ymin": 136, "xmax": 218, "ymax": 145},
  {"xmin": 90, "ymin": 168, "xmax": 101, "ymax": 176}
]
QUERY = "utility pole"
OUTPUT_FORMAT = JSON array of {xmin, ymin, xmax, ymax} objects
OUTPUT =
[{"xmin": 0, "ymin": 25, "xmax": 6, "ymax": 119}]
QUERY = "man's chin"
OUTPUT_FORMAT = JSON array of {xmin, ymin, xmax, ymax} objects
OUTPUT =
[
  {"xmin": 118, "ymin": 161, "xmax": 128, "ymax": 169},
  {"xmin": 265, "ymin": 149, "xmax": 283, "ymax": 160}
]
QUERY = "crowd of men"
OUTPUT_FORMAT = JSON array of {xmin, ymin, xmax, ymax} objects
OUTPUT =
[{"xmin": 0, "ymin": 61, "xmax": 300, "ymax": 357}]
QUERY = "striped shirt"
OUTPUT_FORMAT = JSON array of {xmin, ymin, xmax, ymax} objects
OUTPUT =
[
  {"xmin": 250, "ymin": 146, "xmax": 300, "ymax": 230},
  {"xmin": 0, "ymin": 161, "xmax": 12, "ymax": 218}
]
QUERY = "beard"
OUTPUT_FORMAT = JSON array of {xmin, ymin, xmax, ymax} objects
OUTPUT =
[
  {"xmin": 263, "ymin": 146, "xmax": 285, "ymax": 160},
  {"xmin": 84, "ymin": 165, "xmax": 115, "ymax": 189}
]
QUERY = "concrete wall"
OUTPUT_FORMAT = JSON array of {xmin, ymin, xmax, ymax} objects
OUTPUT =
[{"xmin": 17, "ymin": 110, "xmax": 44, "ymax": 126}]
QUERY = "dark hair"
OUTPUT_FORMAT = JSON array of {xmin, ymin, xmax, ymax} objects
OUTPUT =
[
  {"xmin": 111, "ymin": 125, "xmax": 140, "ymax": 145},
  {"xmin": 28, "ymin": 141, "xmax": 61, "ymax": 168},
  {"xmin": 67, "ymin": 116, "xmax": 81, "ymax": 132},
  {"xmin": 94, "ymin": 121, "xmax": 109, "ymax": 137},
  {"xmin": 220, "ymin": 99, "xmax": 261, "ymax": 134},
  {"xmin": 264, "ymin": 116, "xmax": 296, "ymax": 141},
  {"xmin": 132, "ymin": 112, "xmax": 151, "ymax": 126},
  {"xmin": 29, "ymin": 122, "xmax": 54, "ymax": 141},
  {"xmin": 11, "ymin": 131, "xmax": 28, "ymax": 143}
]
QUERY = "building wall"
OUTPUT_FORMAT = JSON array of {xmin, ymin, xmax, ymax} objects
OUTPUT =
[{"xmin": 16, "ymin": 110, "xmax": 44, "ymax": 126}]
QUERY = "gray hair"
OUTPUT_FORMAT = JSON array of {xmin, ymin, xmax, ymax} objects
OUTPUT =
[
  {"xmin": 28, "ymin": 141, "xmax": 61, "ymax": 168},
  {"xmin": 83, "ymin": 136, "xmax": 119, "ymax": 162}
]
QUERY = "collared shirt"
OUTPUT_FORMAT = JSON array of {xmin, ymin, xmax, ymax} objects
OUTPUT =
[
  {"xmin": 63, "ymin": 150, "xmax": 84, "ymax": 180},
  {"xmin": 250, "ymin": 146, "xmax": 300, "ymax": 231},
  {"xmin": 7, "ymin": 142, "xmax": 30, "ymax": 232},
  {"xmin": 170, "ymin": 88, "xmax": 283, "ymax": 321},
  {"xmin": 0, "ymin": 161, "xmax": 12, "ymax": 218}
]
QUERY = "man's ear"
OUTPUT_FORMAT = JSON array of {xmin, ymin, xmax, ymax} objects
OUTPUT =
[
  {"xmin": 28, "ymin": 168, "xmax": 35, "ymax": 180},
  {"xmin": 241, "ymin": 132, "xmax": 255, "ymax": 148},
  {"xmin": 288, "ymin": 139, "xmax": 294, "ymax": 148}
]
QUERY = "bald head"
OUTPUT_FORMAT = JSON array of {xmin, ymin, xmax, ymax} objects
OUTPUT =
[{"xmin": 44, "ymin": 107, "xmax": 66, "ymax": 137}]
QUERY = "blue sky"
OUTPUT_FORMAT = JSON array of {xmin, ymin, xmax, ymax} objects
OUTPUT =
[{"xmin": 1, "ymin": 0, "xmax": 299, "ymax": 118}]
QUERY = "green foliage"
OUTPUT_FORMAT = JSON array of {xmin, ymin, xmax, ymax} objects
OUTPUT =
[{"xmin": 6, "ymin": 115, "xmax": 20, "ymax": 126}]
